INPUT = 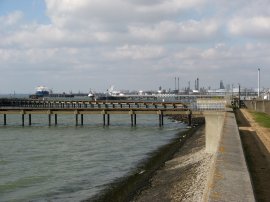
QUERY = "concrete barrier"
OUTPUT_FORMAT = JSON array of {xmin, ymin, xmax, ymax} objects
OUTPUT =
[
  {"xmin": 204, "ymin": 111, "xmax": 225, "ymax": 154},
  {"xmin": 244, "ymin": 100, "xmax": 270, "ymax": 115},
  {"xmin": 205, "ymin": 111, "xmax": 255, "ymax": 201}
]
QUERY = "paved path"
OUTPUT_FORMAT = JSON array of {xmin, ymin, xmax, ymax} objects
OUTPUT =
[{"xmin": 206, "ymin": 111, "xmax": 255, "ymax": 202}]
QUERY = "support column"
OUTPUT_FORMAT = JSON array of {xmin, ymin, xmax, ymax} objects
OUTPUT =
[
  {"xmin": 134, "ymin": 114, "xmax": 137, "ymax": 126},
  {"xmin": 204, "ymin": 112, "xmax": 225, "ymax": 154},
  {"xmin": 22, "ymin": 114, "xmax": 25, "ymax": 126},
  {"xmin": 188, "ymin": 111, "xmax": 192, "ymax": 126},
  {"xmin": 107, "ymin": 114, "xmax": 110, "ymax": 126},
  {"xmin": 55, "ymin": 114, "xmax": 58, "ymax": 125},
  {"xmin": 48, "ymin": 114, "xmax": 51, "ymax": 126},
  {"xmin": 131, "ymin": 114, "xmax": 134, "ymax": 126},
  {"xmin": 4, "ymin": 114, "xmax": 6, "ymax": 125},
  {"xmin": 103, "ymin": 114, "xmax": 106, "ymax": 126},
  {"xmin": 81, "ymin": 114, "xmax": 84, "ymax": 126},
  {"xmin": 75, "ymin": 114, "xmax": 78, "ymax": 126},
  {"xmin": 159, "ymin": 114, "xmax": 162, "ymax": 127},
  {"xmin": 29, "ymin": 114, "xmax": 32, "ymax": 126},
  {"xmin": 161, "ymin": 113, "xmax": 164, "ymax": 126}
]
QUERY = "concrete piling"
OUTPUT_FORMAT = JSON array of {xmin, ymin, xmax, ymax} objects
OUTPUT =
[
  {"xmin": 48, "ymin": 114, "xmax": 51, "ymax": 126},
  {"xmin": 107, "ymin": 114, "xmax": 110, "ymax": 126},
  {"xmin": 75, "ymin": 114, "xmax": 78, "ymax": 126},
  {"xmin": 131, "ymin": 114, "xmax": 134, "ymax": 126},
  {"xmin": 55, "ymin": 114, "xmax": 58, "ymax": 125},
  {"xmin": 188, "ymin": 111, "xmax": 192, "ymax": 126},
  {"xmin": 4, "ymin": 114, "xmax": 6, "ymax": 125},
  {"xmin": 81, "ymin": 114, "xmax": 84, "ymax": 125},
  {"xmin": 29, "ymin": 114, "xmax": 32, "ymax": 126},
  {"xmin": 22, "ymin": 114, "xmax": 24, "ymax": 126}
]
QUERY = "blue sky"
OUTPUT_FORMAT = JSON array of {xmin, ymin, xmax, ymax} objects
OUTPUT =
[
  {"xmin": 0, "ymin": 0, "xmax": 48, "ymax": 23},
  {"xmin": 0, "ymin": 0, "xmax": 270, "ymax": 93}
]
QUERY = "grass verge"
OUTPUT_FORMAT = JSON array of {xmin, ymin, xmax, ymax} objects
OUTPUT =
[{"xmin": 250, "ymin": 111, "xmax": 270, "ymax": 128}]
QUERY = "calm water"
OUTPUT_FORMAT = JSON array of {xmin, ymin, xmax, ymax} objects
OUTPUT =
[{"xmin": 0, "ymin": 114, "xmax": 186, "ymax": 201}]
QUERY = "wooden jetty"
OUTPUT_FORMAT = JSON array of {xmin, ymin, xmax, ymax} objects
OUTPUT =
[{"xmin": 0, "ymin": 99, "xmax": 198, "ymax": 126}]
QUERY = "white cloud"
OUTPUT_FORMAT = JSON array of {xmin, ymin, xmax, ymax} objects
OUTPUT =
[
  {"xmin": 0, "ymin": 11, "xmax": 23, "ymax": 26},
  {"xmin": 228, "ymin": 16, "xmax": 270, "ymax": 37},
  {"xmin": 106, "ymin": 44, "xmax": 165, "ymax": 60},
  {"xmin": 129, "ymin": 19, "xmax": 219, "ymax": 42},
  {"xmin": 1, "ymin": 0, "xmax": 270, "ymax": 92},
  {"xmin": 131, "ymin": 0, "xmax": 206, "ymax": 14},
  {"xmin": 44, "ymin": 0, "xmax": 207, "ymax": 29}
]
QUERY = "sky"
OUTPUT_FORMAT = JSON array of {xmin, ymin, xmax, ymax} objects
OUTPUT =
[{"xmin": 0, "ymin": 0, "xmax": 270, "ymax": 93}]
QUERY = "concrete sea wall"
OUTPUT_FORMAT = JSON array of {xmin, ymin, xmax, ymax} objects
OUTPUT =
[
  {"xmin": 204, "ymin": 111, "xmax": 255, "ymax": 201},
  {"xmin": 244, "ymin": 100, "xmax": 270, "ymax": 115}
]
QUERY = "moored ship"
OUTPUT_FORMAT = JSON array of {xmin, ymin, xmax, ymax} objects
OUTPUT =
[{"xmin": 29, "ymin": 86, "xmax": 74, "ymax": 99}]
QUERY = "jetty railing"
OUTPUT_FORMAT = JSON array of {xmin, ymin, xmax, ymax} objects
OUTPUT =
[{"xmin": 0, "ymin": 98, "xmax": 187, "ymax": 109}]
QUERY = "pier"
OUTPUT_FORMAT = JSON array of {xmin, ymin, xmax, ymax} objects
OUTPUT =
[
  {"xmin": 0, "ymin": 99, "xmax": 194, "ymax": 126},
  {"xmin": 0, "ymin": 98, "xmax": 228, "ymax": 154}
]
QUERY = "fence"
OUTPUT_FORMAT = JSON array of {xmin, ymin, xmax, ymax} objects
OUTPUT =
[{"xmin": 196, "ymin": 98, "xmax": 227, "ymax": 110}]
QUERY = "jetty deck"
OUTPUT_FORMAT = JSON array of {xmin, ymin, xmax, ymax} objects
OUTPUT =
[{"xmin": 0, "ymin": 99, "xmax": 199, "ymax": 126}]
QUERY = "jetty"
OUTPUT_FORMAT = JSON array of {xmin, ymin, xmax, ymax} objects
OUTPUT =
[{"xmin": 0, "ymin": 98, "xmax": 195, "ymax": 127}]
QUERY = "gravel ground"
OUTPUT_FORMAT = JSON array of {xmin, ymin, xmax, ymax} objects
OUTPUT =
[{"xmin": 132, "ymin": 126, "xmax": 213, "ymax": 202}]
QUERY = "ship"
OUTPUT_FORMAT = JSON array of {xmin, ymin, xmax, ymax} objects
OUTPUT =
[
  {"xmin": 29, "ymin": 86, "xmax": 50, "ymax": 98},
  {"xmin": 29, "ymin": 86, "xmax": 74, "ymax": 99},
  {"xmin": 95, "ymin": 86, "xmax": 127, "ymax": 100}
]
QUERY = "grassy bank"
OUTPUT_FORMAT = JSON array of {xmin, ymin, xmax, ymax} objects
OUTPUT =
[{"xmin": 250, "ymin": 111, "xmax": 270, "ymax": 128}]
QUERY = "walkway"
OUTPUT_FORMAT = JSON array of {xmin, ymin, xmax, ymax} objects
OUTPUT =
[{"xmin": 206, "ymin": 111, "xmax": 255, "ymax": 202}]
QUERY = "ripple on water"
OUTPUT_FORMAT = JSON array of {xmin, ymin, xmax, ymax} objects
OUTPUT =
[{"xmin": 0, "ymin": 115, "xmax": 186, "ymax": 201}]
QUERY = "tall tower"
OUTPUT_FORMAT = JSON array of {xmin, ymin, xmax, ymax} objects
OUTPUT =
[
  {"xmin": 220, "ymin": 80, "xmax": 225, "ymax": 89},
  {"xmin": 178, "ymin": 77, "xmax": 180, "ymax": 92},
  {"xmin": 258, "ymin": 68, "xmax": 260, "ymax": 97},
  {"xmin": 175, "ymin": 77, "xmax": 176, "ymax": 91},
  {"xmin": 197, "ymin": 78, "xmax": 199, "ymax": 91}
]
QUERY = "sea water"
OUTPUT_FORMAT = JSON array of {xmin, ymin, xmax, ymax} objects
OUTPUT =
[{"xmin": 0, "ymin": 114, "xmax": 185, "ymax": 201}]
